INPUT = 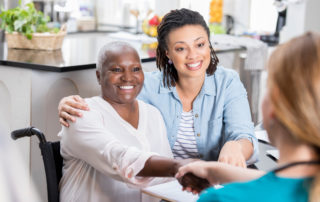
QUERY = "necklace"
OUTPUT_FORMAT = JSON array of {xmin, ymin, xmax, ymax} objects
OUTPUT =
[{"xmin": 272, "ymin": 160, "xmax": 320, "ymax": 173}]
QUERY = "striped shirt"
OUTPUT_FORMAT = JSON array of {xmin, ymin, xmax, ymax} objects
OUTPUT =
[{"xmin": 172, "ymin": 111, "xmax": 199, "ymax": 159}]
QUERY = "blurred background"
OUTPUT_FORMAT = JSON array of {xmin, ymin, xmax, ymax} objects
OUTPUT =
[
  {"xmin": 1, "ymin": 0, "xmax": 319, "ymax": 43},
  {"xmin": 1, "ymin": 0, "xmax": 320, "ymax": 201}
]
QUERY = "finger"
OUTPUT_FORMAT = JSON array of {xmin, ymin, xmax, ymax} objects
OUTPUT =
[
  {"xmin": 175, "ymin": 171, "xmax": 185, "ymax": 179},
  {"xmin": 72, "ymin": 95, "xmax": 89, "ymax": 110},
  {"xmin": 65, "ymin": 99, "xmax": 89, "ymax": 111},
  {"xmin": 62, "ymin": 105, "xmax": 83, "ymax": 117},
  {"xmin": 59, "ymin": 118, "xmax": 69, "ymax": 127},
  {"xmin": 186, "ymin": 187, "xmax": 192, "ymax": 192},
  {"xmin": 241, "ymin": 160, "xmax": 247, "ymax": 168},
  {"xmin": 60, "ymin": 111, "xmax": 76, "ymax": 123},
  {"xmin": 73, "ymin": 95, "xmax": 89, "ymax": 109},
  {"xmin": 73, "ymin": 95, "xmax": 85, "ymax": 102},
  {"xmin": 218, "ymin": 156, "xmax": 227, "ymax": 163},
  {"xmin": 175, "ymin": 167, "xmax": 188, "ymax": 178}
]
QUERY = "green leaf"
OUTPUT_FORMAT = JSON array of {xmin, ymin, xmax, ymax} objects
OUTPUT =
[
  {"xmin": 14, "ymin": 19, "xmax": 27, "ymax": 30},
  {"xmin": 0, "ymin": 2, "xmax": 58, "ymax": 40}
]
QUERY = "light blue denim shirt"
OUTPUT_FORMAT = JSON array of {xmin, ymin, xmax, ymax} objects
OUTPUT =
[{"xmin": 138, "ymin": 66, "xmax": 258, "ymax": 164}]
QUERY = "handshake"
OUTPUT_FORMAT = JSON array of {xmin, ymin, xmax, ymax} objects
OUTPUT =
[
  {"xmin": 177, "ymin": 172, "xmax": 211, "ymax": 194},
  {"xmin": 174, "ymin": 159, "xmax": 212, "ymax": 194}
]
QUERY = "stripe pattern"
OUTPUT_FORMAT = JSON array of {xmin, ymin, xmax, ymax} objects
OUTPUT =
[{"xmin": 172, "ymin": 111, "xmax": 199, "ymax": 159}]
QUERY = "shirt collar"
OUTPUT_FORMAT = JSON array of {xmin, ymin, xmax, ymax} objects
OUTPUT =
[
  {"xmin": 158, "ymin": 74, "xmax": 216, "ymax": 96},
  {"xmin": 202, "ymin": 74, "xmax": 216, "ymax": 96}
]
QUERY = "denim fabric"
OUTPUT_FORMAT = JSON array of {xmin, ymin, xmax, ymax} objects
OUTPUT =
[{"xmin": 138, "ymin": 66, "xmax": 258, "ymax": 164}]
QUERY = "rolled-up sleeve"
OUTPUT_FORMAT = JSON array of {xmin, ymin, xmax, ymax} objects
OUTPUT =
[
  {"xmin": 222, "ymin": 71, "xmax": 259, "ymax": 165},
  {"xmin": 60, "ymin": 109, "xmax": 158, "ymax": 186}
]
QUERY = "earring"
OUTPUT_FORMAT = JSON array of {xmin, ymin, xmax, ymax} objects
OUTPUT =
[{"xmin": 168, "ymin": 59, "xmax": 173, "ymax": 64}]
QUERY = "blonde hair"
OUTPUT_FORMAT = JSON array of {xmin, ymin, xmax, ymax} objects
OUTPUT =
[{"xmin": 267, "ymin": 32, "xmax": 320, "ymax": 202}]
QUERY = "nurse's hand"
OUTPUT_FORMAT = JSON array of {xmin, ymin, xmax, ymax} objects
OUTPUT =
[
  {"xmin": 175, "ymin": 160, "xmax": 212, "ymax": 194},
  {"xmin": 58, "ymin": 95, "xmax": 89, "ymax": 127},
  {"xmin": 218, "ymin": 140, "xmax": 247, "ymax": 168}
]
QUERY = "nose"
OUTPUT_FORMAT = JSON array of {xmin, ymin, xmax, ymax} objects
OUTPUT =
[
  {"xmin": 186, "ymin": 47, "xmax": 197, "ymax": 60},
  {"xmin": 121, "ymin": 70, "xmax": 134, "ymax": 82}
]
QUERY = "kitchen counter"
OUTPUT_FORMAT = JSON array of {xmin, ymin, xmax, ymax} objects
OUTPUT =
[{"xmin": 0, "ymin": 32, "xmax": 244, "ymax": 72}]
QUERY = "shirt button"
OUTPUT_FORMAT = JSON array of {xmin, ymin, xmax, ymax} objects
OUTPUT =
[
  {"xmin": 195, "ymin": 114, "xmax": 199, "ymax": 118},
  {"xmin": 197, "ymin": 133, "xmax": 200, "ymax": 137}
]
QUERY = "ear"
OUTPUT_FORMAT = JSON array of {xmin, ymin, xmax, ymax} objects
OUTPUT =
[
  {"xmin": 96, "ymin": 70, "xmax": 101, "ymax": 85},
  {"xmin": 165, "ymin": 50, "xmax": 170, "ymax": 59}
]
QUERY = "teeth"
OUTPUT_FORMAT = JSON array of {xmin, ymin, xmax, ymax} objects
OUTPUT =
[
  {"xmin": 119, "ymin": 86, "xmax": 134, "ymax": 89},
  {"xmin": 187, "ymin": 62, "xmax": 201, "ymax": 68}
]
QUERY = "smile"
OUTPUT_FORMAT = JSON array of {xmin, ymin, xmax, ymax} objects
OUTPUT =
[
  {"xmin": 119, "ymin": 85, "xmax": 134, "ymax": 90},
  {"xmin": 186, "ymin": 61, "xmax": 202, "ymax": 71}
]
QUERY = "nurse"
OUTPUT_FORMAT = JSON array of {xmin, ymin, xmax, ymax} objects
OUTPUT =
[{"xmin": 58, "ymin": 8, "xmax": 258, "ymax": 167}]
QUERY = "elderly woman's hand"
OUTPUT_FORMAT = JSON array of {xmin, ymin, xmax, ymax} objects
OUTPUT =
[
  {"xmin": 58, "ymin": 95, "xmax": 89, "ymax": 127},
  {"xmin": 218, "ymin": 140, "xmax": 248, "ymax": 168}
]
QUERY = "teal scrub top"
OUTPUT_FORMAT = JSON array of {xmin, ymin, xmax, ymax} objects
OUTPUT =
[{"xmin": 198, "ymin": 172, "xmax": 312, "ymax": 202}]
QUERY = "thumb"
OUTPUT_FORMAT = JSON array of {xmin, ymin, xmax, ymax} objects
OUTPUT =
[{"xmin": 175, "ymin": 167, "xmax": 188, "ymax": 178}]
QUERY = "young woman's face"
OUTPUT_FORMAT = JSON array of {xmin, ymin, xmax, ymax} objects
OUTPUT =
[
  {"xmin": 97, "ymin": 48, "xmax": 144, "ymax": 105},
  {"xmin": 165, "ymin": 25, "xmax": 211, "ymax": 79}
]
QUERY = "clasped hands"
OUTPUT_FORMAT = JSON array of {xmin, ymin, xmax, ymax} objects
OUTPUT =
[
  {"xmin": 176, "ymin": 141, "xmax": 248, "ymax": 194},
  {"xmin": 176, "ymin": 171, "xmax": 210, "ymax": 194}
]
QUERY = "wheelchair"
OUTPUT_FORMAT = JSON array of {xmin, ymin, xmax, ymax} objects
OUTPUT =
[{"xmin": 11, "ymin": 127, "xmax": 62, "ymax": 202}]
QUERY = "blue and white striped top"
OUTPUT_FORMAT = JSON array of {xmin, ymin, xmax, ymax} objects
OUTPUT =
[{"xmin": 172, "ymin": 111, "xmax": 199, "ymax": 159}]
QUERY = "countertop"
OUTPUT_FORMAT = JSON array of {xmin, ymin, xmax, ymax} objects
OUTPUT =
[{"xmin": 0, "ymin": 31, "xmax": 244, "ymax": 72}]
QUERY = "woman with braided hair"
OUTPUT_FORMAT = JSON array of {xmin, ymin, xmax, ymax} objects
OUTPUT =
[{"xmin": 58, "ymin": 8, "xmax": 258, "ymax": 167}]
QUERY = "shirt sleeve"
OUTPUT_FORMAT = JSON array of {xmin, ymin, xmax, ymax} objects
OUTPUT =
[
  {"xmin": 60, "ymin": 108, "xmax": 158, "ymax": 186},
  {"xmin": 222, "ymin": 71, "xmax": 259, "ymax": 165}
]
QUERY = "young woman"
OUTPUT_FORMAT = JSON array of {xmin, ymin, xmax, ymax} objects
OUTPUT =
[
  {"xmin": 176, "ymin": 32, "xmax": 320, "ymax": 202},
  {"xmin": 58, "ymin": 9, "xmax": 258, "ymax": 167}
]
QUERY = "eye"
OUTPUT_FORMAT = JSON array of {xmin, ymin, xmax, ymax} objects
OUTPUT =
[
  {"xmin": 110, "ymin": 68, "xmax": 122, "ymax": 72},
  {"xmin": 197, "ymin": 42, "xmax": 205, "ymax": 48},
  {"xmin": 175, "ymin": 47, "xmax": 184, "ymax": 52},
  {"xmin": 133, "ymin": 67, "xmax": 141, "ymax": 72}
]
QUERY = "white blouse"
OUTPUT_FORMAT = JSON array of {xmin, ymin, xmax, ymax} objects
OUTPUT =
[{"xmin": 59, "ymin": 96, "xmax": 173, "ymax": 202}]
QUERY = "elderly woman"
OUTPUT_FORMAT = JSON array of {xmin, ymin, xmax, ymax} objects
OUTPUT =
[
  {"xmin": 58, "ymin": 41, "xmax": 208, "ymax": 202},
  {"xmin": 176, "ymin": 32, "xmax": 320, "ymax": 202}
]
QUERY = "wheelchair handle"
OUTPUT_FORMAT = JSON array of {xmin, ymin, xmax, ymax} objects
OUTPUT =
[{"xmin": 11, "ymin": 127, "xmax": 47, "ymax": 144}]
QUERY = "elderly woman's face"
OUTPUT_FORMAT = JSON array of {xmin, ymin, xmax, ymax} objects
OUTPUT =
[{"xmin": 97, "ymin": 48, "xmax": 144, "ymax": 105}]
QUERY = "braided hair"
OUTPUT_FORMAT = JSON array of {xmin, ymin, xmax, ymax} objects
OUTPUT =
[{"xmin": 156, "ymin": 8, "xmax": 219, "ymax": 88}]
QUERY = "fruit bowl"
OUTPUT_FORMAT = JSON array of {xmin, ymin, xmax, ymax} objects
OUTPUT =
[{"xmin": 142, "ymin": 13, "xmax": 162, "ymax": 37}]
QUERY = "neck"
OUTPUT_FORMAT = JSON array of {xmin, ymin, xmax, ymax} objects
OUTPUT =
[
  {"xmin": 176, "ymin": 74, "xmax": 205, "ymax": 111},
  {"xmin": 274, "ymin": 129, "xmax": 320, "ymax": 177},
  {"xmin": 104, "ymin": 97, "xmax": 139, "ymax": 129}
]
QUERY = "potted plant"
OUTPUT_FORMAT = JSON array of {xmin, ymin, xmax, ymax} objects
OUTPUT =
[{"xmin": 0, "ymin": 1, "xmax": 66, "ymax": 50}]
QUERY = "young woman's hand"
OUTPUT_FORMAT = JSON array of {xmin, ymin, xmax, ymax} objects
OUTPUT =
[
  {"xmin": 58, "ymin": 95, "xmax": 89, "ymax": 127},
  {"xmin": 218, "ymin": 140, "xmax": 248, "ymax": 168}
]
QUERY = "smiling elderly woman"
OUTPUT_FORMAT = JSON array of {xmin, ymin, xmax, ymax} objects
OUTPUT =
[{"xmin": 58, "ymin": 41, "xmax": 206, "ymax": 202}]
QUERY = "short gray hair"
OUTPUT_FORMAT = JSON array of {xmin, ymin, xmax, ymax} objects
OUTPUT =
[{"xmin": 96, "ymin": 41, "xmax": 138, "ymax": 73}]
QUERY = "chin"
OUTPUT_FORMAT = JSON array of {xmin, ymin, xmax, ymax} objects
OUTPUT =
[{"xmin": 118, "ymin": 97, "xmax": 137, "ymax": 104}]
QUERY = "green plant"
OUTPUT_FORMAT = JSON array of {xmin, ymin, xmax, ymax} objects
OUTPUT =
[{"xmin": 0, "ymin": 1, "xmax": 59, "ymax": 39}]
